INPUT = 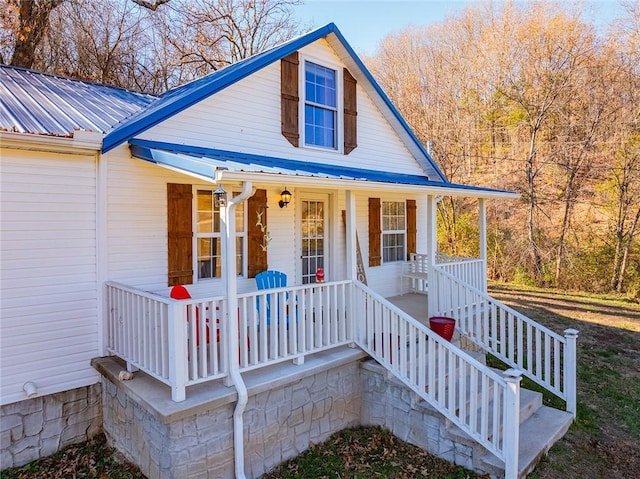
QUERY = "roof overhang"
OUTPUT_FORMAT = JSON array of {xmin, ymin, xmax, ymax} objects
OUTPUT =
[
  {"xmin": 129, "ymin": 139, "xmax": 519, "ymax": 200},
  {"xmin": 0, "ymin": 130, "xmax": 102, "ymax": 155}
]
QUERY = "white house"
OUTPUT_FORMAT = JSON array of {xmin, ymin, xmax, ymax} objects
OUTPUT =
[{"xmin": 0, "ymin": 23, "xmax": 577, "ymax": 479}]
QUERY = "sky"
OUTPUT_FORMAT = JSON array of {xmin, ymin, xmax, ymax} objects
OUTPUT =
[{"xmin": 294, "ymin": 0, "xmax": 627, "ymax": 56}]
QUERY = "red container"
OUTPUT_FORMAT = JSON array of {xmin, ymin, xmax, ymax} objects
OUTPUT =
[{"xmin": 429, "ymin": 316, "xmax": 456, "ymax": 341}]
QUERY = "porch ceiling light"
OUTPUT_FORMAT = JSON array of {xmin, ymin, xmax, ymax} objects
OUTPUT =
[
  {"xmin": 279, "ymin": 187, "xmax": 292, "ymax": 208},
  {"xmin": 214, "ymin": 184, "xmax": 227, "ymax": 207}
]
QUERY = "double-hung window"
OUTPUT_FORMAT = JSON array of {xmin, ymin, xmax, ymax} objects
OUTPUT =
[
  {"xmin": 196, "ymin": 189, "xmax": 245, "ymax": 280},
  {"xmin": 382, "ymin": 201, "xmax": 406, "ymax": 263},
  {"xmin": 304, "ymin": 61, "xmax": 337, "ymax": 149}
]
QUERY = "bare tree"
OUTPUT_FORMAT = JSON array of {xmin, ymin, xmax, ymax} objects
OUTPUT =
[{"xmin": 164, "ymin": 0, "xmax": 303, "ymax": 75}]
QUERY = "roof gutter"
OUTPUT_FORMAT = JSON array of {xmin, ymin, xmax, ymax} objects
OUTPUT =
[
  {"xmin": 0, "ymin": 130, "xmax": 103, "ymax": 155},
  {"xmin": 219, "ymin": 179, "xmax": 253, "ymax": 479}
]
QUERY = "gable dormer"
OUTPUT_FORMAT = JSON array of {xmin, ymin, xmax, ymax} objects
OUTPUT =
[{"xmin": 281, "ymin": 52, "xmax": 357, "ymax": 155}]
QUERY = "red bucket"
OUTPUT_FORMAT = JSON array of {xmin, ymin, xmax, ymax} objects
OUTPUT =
[{"xmin": 429, "ymin": 316, "xmax": 456, "ymax": 341}]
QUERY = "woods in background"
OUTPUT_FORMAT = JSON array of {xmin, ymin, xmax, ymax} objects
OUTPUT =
[
  {"xmin": 368, "ymin": 1, "xmax": 639, "ymax": 297},
  {"xmin": 1, "ymin": 0, "xmax": 638, "ymax": 298}
]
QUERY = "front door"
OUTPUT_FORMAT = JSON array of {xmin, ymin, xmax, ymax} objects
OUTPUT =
[{"xmin": 300, "ymin": 195, "xmax": 328, "ymax": 284}]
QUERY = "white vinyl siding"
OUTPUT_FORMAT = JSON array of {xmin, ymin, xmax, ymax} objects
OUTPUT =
[
  {"xmin": 0, "ymin": 149, "xmax": 99, "ymax": 405},
  {"xmin": 138, "ymin": 41, "xmax": 427, "ymax": 177}
]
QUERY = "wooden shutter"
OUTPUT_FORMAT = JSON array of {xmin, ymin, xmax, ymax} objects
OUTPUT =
[
  {"xmin": 167, "ymin": 183, "xmax": 193, "ymax": 286},
  {"xmin": 247, "ymin": 189, "xmax": 268, "ymax": 278},
  {"xmin": 343, "ymin": 68, "xmax": 357, "ymax": 155},
  {"xmin": 281, "ymin": 52, "xmax": 299, "ymax": 147},
  {"xmin": 406, "ymin": 199, "xmax": 417, "ymax": 260},
  {"xmin": 368, "ymin": 198, "xmax": 381, "ymax": 267}
]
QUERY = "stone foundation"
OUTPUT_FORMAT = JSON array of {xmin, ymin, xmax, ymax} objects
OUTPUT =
[
  {"xmin": 360, "ymin": 360, "xmax": 476, "ymax": 470},
  {"xmin": 0, "ymin": 384, "xmax": 102, "ymax": 469},
  {"xmin": 96, "ymin": 349, "xmax": 365, "ymax": 479},
  {"xmin": 94, "ymin": 349, "xmax": 489, "ymax": 479}
]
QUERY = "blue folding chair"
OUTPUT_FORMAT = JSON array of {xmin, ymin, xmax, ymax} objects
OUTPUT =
[{"xmin": 255, "ymin": 270, "xmax": 290, "ymax": 325}]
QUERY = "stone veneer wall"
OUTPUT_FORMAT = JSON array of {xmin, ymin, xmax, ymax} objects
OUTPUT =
[
  {"xmin": 0, "ymin": 384, "xmax": 102, "ymax": 469},
  {"xmin": 359, "ymin": 361, "xmax": 477, "ymax": 470},
  {"xmin": 102, "ymin": 360, "xmax": 363, "ymax": 479}
]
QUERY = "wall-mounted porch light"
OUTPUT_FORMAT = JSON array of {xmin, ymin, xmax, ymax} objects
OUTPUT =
[
  {"xmin": 214, "ymin": 184, "xmax": 227, "ymax": 207},
  {"xmin": 279, "ymin": 187, "xmax": 292, "ymax": 208}
]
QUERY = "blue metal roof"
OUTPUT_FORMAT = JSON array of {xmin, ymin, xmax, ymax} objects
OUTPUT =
[
  {"xmin": 129, "ymin": 139, "xmax": 515, "ymax": 197},
  {"xmin": 101, "ymin": 23, "xmax": 447, "ymax": 182},
  {"xmin": 0, "ymin": 65, "xmax": 156, "ymax": 136}
]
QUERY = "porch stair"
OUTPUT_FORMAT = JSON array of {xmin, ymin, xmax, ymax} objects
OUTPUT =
[
  {"xmin": 432, "ymin": 349, "xmax": 573, "ymax": 478},
  {"xmin": 383, "ymin": 294, "xmax": 574, "ymax": 478},
  {"xmin": 442, "ymin": 367, "xmax": 573, "ymax": 478}
]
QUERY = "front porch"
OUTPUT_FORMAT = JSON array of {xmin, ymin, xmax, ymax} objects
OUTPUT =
[{"xmin": 101, "ymin": 255, "xmax": 577, "ymax": 478}]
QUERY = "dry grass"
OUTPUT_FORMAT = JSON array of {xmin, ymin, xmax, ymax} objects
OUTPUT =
[{"xmin": 489, "ymin": 283, "xmax": 640, "ymax": 479}]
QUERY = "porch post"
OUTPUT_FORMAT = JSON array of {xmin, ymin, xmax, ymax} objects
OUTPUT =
[
  {"xmin": 345, "ymin": 190, "xmax": 357, "ymax": 281},
  {"xmin": 345, "ymin": 190, "xmax": 357, "ymax": 344},
  {"xmin": 426, "ymin": 195, "xmax": 438, "ymax": 319},
  {"xmin": 503, "ymin": 369, "xmax": 522, "ymax": 479},
  {"xmin": 479, "ymin": 198, "xmax": 487, "ymax": 293}
]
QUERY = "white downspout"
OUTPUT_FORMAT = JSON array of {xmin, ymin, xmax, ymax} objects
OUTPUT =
[{"xmin": 220, "ymin": 180, "xmax": 253, "ymax": 479}]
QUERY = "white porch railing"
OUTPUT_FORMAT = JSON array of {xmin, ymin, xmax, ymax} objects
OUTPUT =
[
  {"xmin": 105, "ymin": 277, "xmax": 573, "ymax": 478},
  {"xmin": 352, "ymin": 281, "xmax": 521, "ymax": 475},
  {"xmin": 236, "ymin": 280, "xmax": 353, "ymax": 371},
  {"xmin": 404, "ymin": 253, "xmax": 486, "ymax": 295},
  {"xmin": 106, "ymin": 282, "xmax": 228, "ymax": 401},
  {"xmin": 106, "ymin": 280, "xmax": 353, "ymax": 401},
  {"xmin": 429, "ymin": 267, "xmax": 578, "ymax": 415}
]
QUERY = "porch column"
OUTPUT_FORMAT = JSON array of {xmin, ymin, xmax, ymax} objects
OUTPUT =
[
  {"xmin": 426, "ymin": 195, "xmax": 438, "ymax": 319},
  {"xmin": 479, "ymin": 198, "xmax": 487, "ymax": 293},
  {"xmin": 345, "ymin": 190, "xmax": 357, "ymax": 281}
]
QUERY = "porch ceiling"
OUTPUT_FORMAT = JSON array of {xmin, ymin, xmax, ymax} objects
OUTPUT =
[{"xmin": 129, "ymin": 139, "xmax": 519, "ymax": 199}]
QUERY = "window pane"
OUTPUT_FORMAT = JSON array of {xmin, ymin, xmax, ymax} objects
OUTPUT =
[
  {"xmin": 236, "ymin": 237, "xmax": 243, "ymax": 276},
  {"xmin": 197, "ymin": 190, "xmax": 213, "ymax": 233},
  {"xmin": 383, "ymin": 233, "xmax": 405, "ymax": 262},
  {"xmin": 305, "ymin": 62, "xmax": 336, "ymax": 148},
  {"xmin": 235, "ymin": 201, "xmax": 244, "ymax": 233},
  {"xmin": 382, "ymin": 201, "xmax": 406, "ymax": 263},
  {"xmin": 198, "ymin": 237, "xmax": 221, "ymax": 279}
]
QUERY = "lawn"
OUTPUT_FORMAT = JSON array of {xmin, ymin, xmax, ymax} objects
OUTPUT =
[
  {"xmin": 2, "ymin": 284, "xmax": 638, "ymax": 478},
  {"xmin": 488, "ymin": 284, "xmax": 640, "ymax": 479}
]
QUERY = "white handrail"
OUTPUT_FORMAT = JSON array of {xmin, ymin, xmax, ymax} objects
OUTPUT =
[
  {"xmin": 351, "ymin": 281, "xmax": 517, "ymax": 465},
  {"xmin": 105, "ymin": 280, "xmax": 354, "ymax": 399},
  {"xmin": 106, "ymin": 281, "xmax": 228, "ymax": 401},
  {"xmin": 430, "ymin": 266, "xmax": 578, "ymax": 414}
]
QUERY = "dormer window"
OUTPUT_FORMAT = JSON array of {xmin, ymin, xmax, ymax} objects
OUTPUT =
[
  {"xmin": 281, "ymin": 52, "xmax": 357, "ymax": 154},
  {"xmin": 304, "ymin": 62, "xmax": 337, "ymax": 149}
]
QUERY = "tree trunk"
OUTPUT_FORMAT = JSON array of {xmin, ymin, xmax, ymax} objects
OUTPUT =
[
  {"xmin": 616, "ymin": 206, "xmax": 640, "ymax": 292},
  {"xmin": 10, "ymin": 0, "xmax": 63, "ymax": 69}
]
